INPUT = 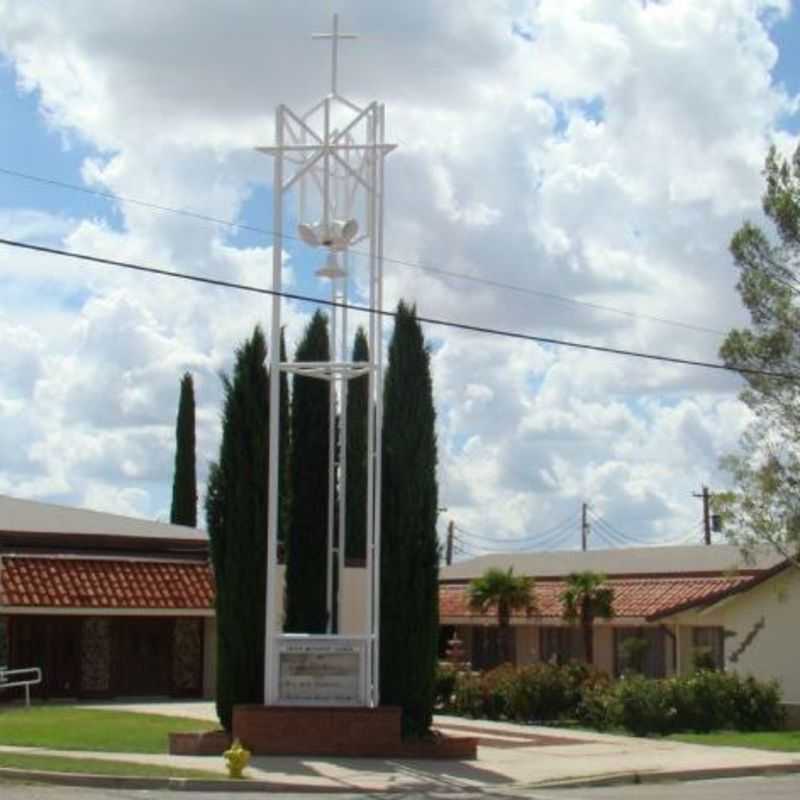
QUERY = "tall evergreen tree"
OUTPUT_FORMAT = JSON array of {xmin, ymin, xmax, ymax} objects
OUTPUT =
[
  {"xmin": 285, "ymin": 310, "xmax": 331, "ymax": 633},
  {"xmin": 380, "ymin": 301, "xmax": 439, "ymax": 736},
  {"xmin": 278, "ymin": 328, "xmax": 291, "ymax": 549},
  {"xmin": 205, "ymin": 327, "xmax": 269, "ymax": 731},
  {"xmin": 170, "ymin": 372, "xmax": 197, "ymax": 527},
  {"xmin": 345, "ymin": 327, "xmax": 369, "ymax": 561}
]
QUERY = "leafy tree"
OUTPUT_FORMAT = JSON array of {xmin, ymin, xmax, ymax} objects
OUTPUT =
[
  {"xmin": 205, "ymin": 327, "xmax": 269, "ymax": 731},
  {"xmin": 169, "ymin": 372, "xmax": 197, "ymax": 527},
  {"xmin": 380, "ymin": 302, "xmax": 439, "ymax": 736},
  {"xmin": 560, "ymin": 571, "xmax": 614, "ymax": 666},
  {"xmin": 345, "ymin": 327, "xmax": 369, "ymax": 561},
  {"xmin": 467, "ymin": 567, "xmax": 536, "ymax": 665},
  {"xmin": 285, "ymin": 310, "xmax": 331, "ymax": 633},
  {"xmin": 718, "ymin": 142, "xmax": 800, "ymax": 569}
]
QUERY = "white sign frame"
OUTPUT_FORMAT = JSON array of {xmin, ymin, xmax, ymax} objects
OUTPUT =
[{"xmin": 274, "ymin": 634, "xmax": 368, "ymax": 706}]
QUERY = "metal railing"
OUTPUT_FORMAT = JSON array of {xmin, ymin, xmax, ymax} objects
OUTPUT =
[{"xmin": 0, "ymin": 666, "xmax": 43, "ymax": 707}]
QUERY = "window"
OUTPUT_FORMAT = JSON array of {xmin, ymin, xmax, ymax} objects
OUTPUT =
[
  {"xmin": 471, "ymin": 625, "xmax": 516, "ymax": 669},
  {"xmin": 539, "ymin": 627, "xmax": 582, "ymax": 664},
  {"xmin": 614, "ymin": 627, "xmax": 666, "ymax": 678},
  {"xmin": 691, "ymin": 627, "xmax": 724, "ymax": 670}
]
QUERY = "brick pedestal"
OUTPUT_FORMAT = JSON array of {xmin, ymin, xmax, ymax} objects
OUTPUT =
[
  {"xmin": 233, "ymin": 705, "xmax": 403, "ymax": 757},
  {"xmin": 169, "ymin": 706, "xmax": 477, "ymax": 759}
]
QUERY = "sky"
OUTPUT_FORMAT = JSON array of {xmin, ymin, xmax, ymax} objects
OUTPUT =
[{"xmin": 0, "ymin": 0, "xmax": 798, "ymax": 557}]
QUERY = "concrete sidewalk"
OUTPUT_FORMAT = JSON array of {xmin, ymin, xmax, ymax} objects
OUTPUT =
[{"xmin": 4, "ymin": 706, "xmax": 800, "ymax": 792}]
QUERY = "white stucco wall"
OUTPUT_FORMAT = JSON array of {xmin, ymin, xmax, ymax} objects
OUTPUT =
[
  {"xmin": 720, "ymin": 567, "xmax": 800, "ymax": 703},
  {"xmin": 668, "ymin": 567, "xmax": 800, "ymax": 703}
]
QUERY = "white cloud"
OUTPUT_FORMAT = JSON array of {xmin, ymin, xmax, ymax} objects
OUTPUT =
[{"xmin": 0, "ymin": 0, "xmax": 796, "ymax": 546}]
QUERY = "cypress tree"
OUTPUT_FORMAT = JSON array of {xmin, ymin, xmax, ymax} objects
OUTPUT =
[
  {"xmin": 205, "ymin": 327, "xmax": 269, "ymax": 731},
  {"xmin": 285, "ymin": 310, "xmax": 331, "ymax": 633},
  {"xmin": 380, "ymin": 302, "xmax": 439, "ymax": 736},
  {"xmin": 345, "ymin": 328, "xmax": 369, "ymax": 561},
  {"xmin": 278, "ymin": 328, "xmax": 291, "ymax": 550},
  {"xmin": 170, "ymin": 372, "xmax": 197, "ymax": 527}
]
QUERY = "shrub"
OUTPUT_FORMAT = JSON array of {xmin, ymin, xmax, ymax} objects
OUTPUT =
[
  {"xmin": 452, "ymin": 671, "xmax": 483, "ymax": 718},
  {"xmin": 614, "ymin": 674, "xmax": 677, "ymax": 736},
  {"xmin": 435, "ymin": 662, "xmax": 459, "ymax": 708},
  {"xmin": 478, "ymin": 664, "xmax": 518, "ymax": 720},
  {"xmin": 669, "ymin": 669, "xmax": 735, "ymax": 733},
  {"xmin": 730, "ymin": 675, "xmax": 785, "ymax": 731},
  {"xmin": 576, "ymin": 681, "xmax": 618, "ymax": 731}
]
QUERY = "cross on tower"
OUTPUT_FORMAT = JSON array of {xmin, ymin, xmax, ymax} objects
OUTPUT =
[{"xmin": 312, "ymin": 13, "xmax": 358, "ymax": 96}]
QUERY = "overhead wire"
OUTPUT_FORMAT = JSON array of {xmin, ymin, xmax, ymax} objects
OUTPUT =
[
  {"xmin": 454, "ymin": 520, "xmax": 576, "ymax": 552},
  {"xmin": 453, "ymin": 513, "xmax": 578, "ymax": 546},
  {"xmin": 0, "ymin": 165, "xmax": 731, "ymax": 338},
  {"xmin": 2, "ymin": 237, "xmax": 798, "ymax": 381}
]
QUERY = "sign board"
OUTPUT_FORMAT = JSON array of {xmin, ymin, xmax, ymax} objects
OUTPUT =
[{"xmin": 277, "ymin": 635, "xmax": 366, "ymax": 705}]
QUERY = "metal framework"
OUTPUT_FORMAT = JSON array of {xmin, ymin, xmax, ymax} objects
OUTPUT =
[{"xmin": 258, "ymin": 14, "xmax": 395, "ymax": 707}]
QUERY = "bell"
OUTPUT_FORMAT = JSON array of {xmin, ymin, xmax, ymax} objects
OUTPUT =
[{"xmin": 315, "ymin": 252, "xmax": 347, "ymax": 279}]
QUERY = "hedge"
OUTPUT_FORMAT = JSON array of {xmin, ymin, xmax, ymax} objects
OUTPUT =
[{"xmin": 437, "ymin": 662, "xmax": 785, "ymax": 736}]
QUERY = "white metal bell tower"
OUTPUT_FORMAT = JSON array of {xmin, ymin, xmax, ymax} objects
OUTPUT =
[{"xmin": 258, "ymin": 13, "xmax": 395, "ymax": 707}]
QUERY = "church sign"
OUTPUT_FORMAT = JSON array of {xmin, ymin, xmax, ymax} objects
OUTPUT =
[{"xmin": 277, "ymin": 635, "xmax": 367, "ymax": 705}]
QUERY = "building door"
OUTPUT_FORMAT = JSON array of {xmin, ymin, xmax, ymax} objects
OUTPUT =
[
  {"xmin": 113, "ymin": 619, "xmax": 173, "ymax": 696},
  {"xmin": 9, "ymin": 616, "xmax": 82, "ymax": 698}
]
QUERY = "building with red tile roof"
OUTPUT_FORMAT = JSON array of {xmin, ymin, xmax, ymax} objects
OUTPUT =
[
  {"xmin": 0, "ymin": 494, "xmax": 214, "ymax": 700},
  {"xmin": 438, "ymin": 544, "xmax": 799, "ymax": 699}
]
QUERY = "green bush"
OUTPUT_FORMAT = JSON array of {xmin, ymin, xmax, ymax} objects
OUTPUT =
[
  {"xmin": 449, "ymin": 661, "xmax": 608, "ymax": 723},
  {"xmin": 452, "ymin": 671, "xmax": 483, "ymax": 718},
  {"xmin": 447, "ymin": 660, "xmax": 783, "ymax": 737},
  {"xmin": 614, "ymin": 674, "xmax": 677, "ymax": 736},
  {"xmin": 602, "ymin": 670, "xmax": 784, "ymax": 736},
  {"xmin": 435, "ymin": 662, "xmax": 458, "ymax": 708},
  {"xmin": 730, "ymin": 675, "xmax": 785, "ymax": 731}
]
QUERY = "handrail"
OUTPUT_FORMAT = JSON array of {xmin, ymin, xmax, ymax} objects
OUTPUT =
[{"xmin": 0, "ymin": 666, "xmax": 43, "ymax": 707}]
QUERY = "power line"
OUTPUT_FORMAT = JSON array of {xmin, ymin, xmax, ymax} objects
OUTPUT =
[
  {"xmin": 0, "ymin": 165, "xmax": 730, "ymax": 337},
  {"xmin": 454, "ymin": 513, "xmax": 577, "ymax": 546},
  {"xmin": 2, "ymin": 237, "xmax": 797, "ymax": 381},
  {"xmin": 454, "ymin": 521, "xmax": 576, "ymax": 552},
  {"xmin": 588, "ymin": 509, "xmax": 713, "ymax": 548}
]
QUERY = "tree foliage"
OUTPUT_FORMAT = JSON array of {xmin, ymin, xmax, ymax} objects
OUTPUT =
[
  {"xmin": 205, "ymin": 327, "xmax": 269, "ymax": 731},
  {"xmin": 380, "ymin": 301, "xmax": 440, "ymax": 736},
  {"xmin": 169, "ymin": 372, "xmax": 197, "ymax": 527},
  {"xmin": 468, "ymin": 567, "xmax": 536, "ymax": 665},
  {"xmin": 719, "ymin": 142, "xmax": 800, "ymax": 569},
  {"xmin": 285, "ymin": 310, "xmax": 331, "ymax": 633},
  {"xmin": 560, "ymin": 571, "xmax": 614, "ymax": 666},
  {"xmin": 345, "ymin": 327, "xmax": 369, "ymax": 561}
]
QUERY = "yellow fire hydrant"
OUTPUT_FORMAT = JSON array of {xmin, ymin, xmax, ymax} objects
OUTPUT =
[{"xmin": 223, "ymin": 738, "xmax": 251, "ymax": 779}]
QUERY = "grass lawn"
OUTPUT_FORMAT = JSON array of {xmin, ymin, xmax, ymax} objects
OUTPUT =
[
  {"xmin": 0, "ymin": 707, "xmax": 217, "ymax": 754},
  {"xmin": 670, "ymin": 730, "xmax": 800, "ymax": 752},
  {"xmin": 0, "ymin": 752, "xmax": 222, "ymax": 779}
]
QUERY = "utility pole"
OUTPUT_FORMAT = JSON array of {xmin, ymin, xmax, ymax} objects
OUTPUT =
[
  {"xmin": 581, "ymin": 502, "xmax": 589, "ymax": 551},
  {"xmin": 445, "ymin": 520, "xmax": 455, "ymax": 566},
  {"xmin": 693, "ymin": 486, "xmax": 712, "ymax": 546}
]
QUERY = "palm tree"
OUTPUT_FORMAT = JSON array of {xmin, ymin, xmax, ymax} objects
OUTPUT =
[
  {"xmin": 560, "ymin": 571, "xmax": 615, "ymax": 666},
  {"xmin": 468, "ymin": 567, "xmax": 536, "ymax": 666}
]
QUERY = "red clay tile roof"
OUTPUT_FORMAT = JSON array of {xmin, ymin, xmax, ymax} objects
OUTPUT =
[
  {"xmin": 440, "ymin": 574, "xmax": 756, "ymax": 622},
  {"xmin": 0, "ymin": 556, "xmax": 214, "ymax": 610}
]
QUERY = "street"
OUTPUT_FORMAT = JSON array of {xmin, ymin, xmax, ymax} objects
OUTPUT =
[{"xmin": 2, "ymin": 775, "xmax": 800, "ymax": 800}]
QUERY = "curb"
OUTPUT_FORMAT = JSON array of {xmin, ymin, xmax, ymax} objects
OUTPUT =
[
  {"xmin": 3, "ymin": 761, "xmax": 800, "ymax": 793},
  {"xmin": 533, "ymin": 762, "xmax": 800, "ymax": 790}
]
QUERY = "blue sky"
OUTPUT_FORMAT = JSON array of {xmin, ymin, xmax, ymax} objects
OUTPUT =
[{"xmin": 0, "ymin": 1, "xmax": 798, "ymax": 546}]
